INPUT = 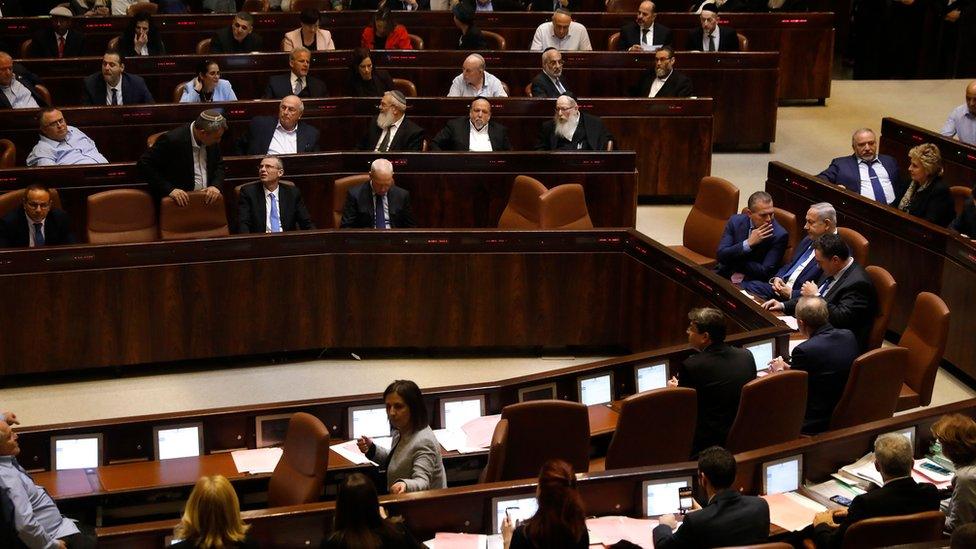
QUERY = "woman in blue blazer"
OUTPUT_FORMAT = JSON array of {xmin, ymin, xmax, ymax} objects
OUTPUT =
[{"xmin": 179, "ymin": 59, "xmax": 237, "ymax": 103}]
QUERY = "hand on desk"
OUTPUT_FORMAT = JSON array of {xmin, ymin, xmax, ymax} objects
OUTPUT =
[
  {"xmin": 813, "ymin": 508, "xmax": 847, "ymax": 528},
  {"xmin": 658, "ymin": 513, "xmax": 678, "ymax": 530},
  {"xmin": 169, "ymin": 189, "xmax": 189, "ymax": 207},
  {"xmin": 769, "ymin": 356, "xmax": 789, "ymax": 372},
  {"xmin": 356, "ymin": 435, "xmax": 373, "ymax": 454},
  {"xmin": 667, "ymin": 375, "xmax": 679, "ymax": 388},
  {"xmin": 390, "ymin": 481, "xmax": 407, "ymax": 494},
  {"xmin": 761, "ymin": 299, "xmax": 784, "ymax": 312},
  {"xmin": 204, "ymin": 186, "xmax": 222, "ymax": 204}
]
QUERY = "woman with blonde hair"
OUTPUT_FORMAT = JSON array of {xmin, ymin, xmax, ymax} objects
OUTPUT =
[
  {"xmin": 896, "ymin": 143, "xmax": 955, "ymax": 226},
  {"xmin": 172, "ymin": 475, "xmax": 256, "ymax": 548},
  {"xmin": 932, "ymin": 414, "xmax": 976, "ymax": 532}
]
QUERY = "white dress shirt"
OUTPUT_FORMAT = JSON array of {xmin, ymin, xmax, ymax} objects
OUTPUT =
[
  {"xmin": 375, "ymin": 117, "xmax": 404, "ymax": 151},
  {"xmin": 639, "ymin": 26, "xmax": 658, "ymax": 51},
  {"xmin": 469, "ymin": 122, "xmax": 493, "ymax": 151},
  {"xmin": 268, "ymin": 122, "xmax": 298, "ymax": 154},
  {"xmin": 189, "ymin": 122, "xmax": 208, "ymax": 191},
  {"xmin": 264, "ymin": 185, "xmax": 281, "ymax": 232},
  {"xmin": 702, "ymin": 26, "xmax": 722, "ymax": 51},
  {"xmin": 857, "ymin": 157, "xmax": 894, "ymax": 203},
  {"xmin": 1, "ymin": 79, "xmax": 39, "ymax": 109},
  {"xmin": 530, "ymin": 21, "xmax": 593, "ymax": 51},
  {"xmin": 26, "ymin": 213, "xmax": 44, "ymax": 248},
  {"xmin": 105, "ymin": 79, "xmax": 122, "ymax": 105},
  {"xmin": 289, "ymin": 72, "xmax": 305, "ymax": 95},
  {"xmin": 649, "ymin": 71, "xmax": 670, "ymax": 97}
]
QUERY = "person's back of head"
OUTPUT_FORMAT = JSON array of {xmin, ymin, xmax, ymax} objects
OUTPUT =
[
  {"xmin": 951, "ymin": 522, "xmax": 976, "ymax": 548},
  {"xmin": 873, "ymin": 433, "xmax": 914, "ymax": 479},
  {"xmin": 931, "ymin": 414, "xmax": 976, "ymax": 467},
  {"xmin": 698, "ymin": 446, "xmax": 736, "ymax": 490},
  {"xmin": 330, "ymin": 473, "xmax": 401, "ymax": 549},
  {"xmin": 524, "ymin": 460, "xmax": 586, "ymax": 546},
  {"xmin": 174, "ymin": 475, "xmax": 249, "ymax": 549}
]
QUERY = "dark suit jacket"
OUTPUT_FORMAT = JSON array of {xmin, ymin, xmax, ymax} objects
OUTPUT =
[
  {"xmin": 0, "ymin": 67, "xmax": 48, "ymax": 109},
  {"xmin": 790, "ymin": 323, "xmax": 859, "ymax": 433},
  {"xmin": 339, "ymin": 183, "xmax": 417, "ymax": 229},
  {"xmin": 617, "ymin": 21, "xmax": 674, "ymax": 50},
  {"xmin": 632, "ymin": 69, "xmax": 694, "ymax": 98},
  {"xmin": 262, "ymin": 73, "xmax": 328, "ymax": 100},
  {"xmin": 951, "ymin": 198, "xmax": 976, "ymax": 236},
  {"xmin": 81, "ymin": 72, "xmax": 155, "ymax": 106},
  {"xmin": 237, "ymin": 181, "xmax": 315, "ymax": 234},
  {"xmin": 895, "ymin": 175, "xmax": 956, "ymax": 227},
  {"xmin": 458, "ymin": 26, "xmax": 487, "ymax": 49},
  {"xmin": 28, "ymin": 29, "xmax": 86, "ymax": 58},
  {"xmin": 530, "ymin": 71, "xmax": 570, "ymax": 98},
  {"xmin": 785, "ymin": 261, "xmax": 877, "ymax": 351},
  {"xmin": 209, "ymin": 27, "xmax": 263, "ymax": 54},
  {"xmin": 715, "ymin": 213, "xmax": 789, "ymax": 282},
  {"xmin": 813, "ymin": 477, "xmax": 941, "ymax": 549},
  {"xmin": 531, "ymin": 0, "xmax": 575, "ymax": 10},
  {"xmin": 137, "ymin": 123, "xmax": 224, "ymax": 200},
  {"xmin": 0, "ymin": 208, "xmax": 74, "ymax": 248},
  {"xmin": 686, "ymin": 26, "xmax": 739, "ymax": 51},
  {"xmin": 741, "ymin": 235, "xmax": 823, "ymax": 300},
  {"xmin": 357, "ymin": 117, "xmax": 425, "ymax": 152},
  {"xmin": 817, "ymin": 154, "xmax": 902, "ymax": 205},
  {"xmin": 236, "ymin": 116, "xmax": 320, "ymax": 156},
  {"xmin": 679, "ymin": 343, "xmax": 757, "ymax": 454},
  {"xmin": 431, "ymin": 117, "xmax": 511, "ymax": 151},
  {"xmin": 653, "ymin": 490, "xmax": 770, "ymax": 549},
  {"xmin": 535, "ymin": 112, "xmax": 613, "ymax": 152}
]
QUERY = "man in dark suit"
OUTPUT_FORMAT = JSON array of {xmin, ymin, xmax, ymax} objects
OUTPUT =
[
  {"xmin": 0, "ymin": 184, "xmax": 74, "ymax": 248},
  {"xmin": 632, "ymin": 46, "xmax": 693, "ymax": 98},
  {"xmin": 669, "ymin": 307, "xmax": 757, "ymax": 455},
  {"xmin": 357, "ymin": 90, "xmax": 424, "ymax": 152},
  {"xmin": 686, "ymin": 4, "xmax": 738, "ymax": 52},
  {"xmin": 531, "ymin": 0, "xmax": 576, "ymax": 11},
  {"xmin": 137, "ymin": 109, "xmax": 227, "ymax": 206},
  {"xmin": 763, "ymin": 233, "xmax": 878, "ymax": 351},
  {"xmin": 768, "ymin": 297, "xmax": 859, "ymax": 433},
  {"xmin": 431, "ymin": 97, "xmax": 511, "ymax": 151},
  {"xmin": 28, "ymin": 6, "xmax": 86, "ymax": 59},
  {"xmin": 238, "ymin": 156, "xmax": 315, "ymax": 234},
  {"xmin": 617, "ymin": 1, "xmax": 673, "ymax": 51},
  {"xmin": 812, "ymin": 434, "xmax": 941, "ymax": 548},
  {"xmin": 81, "ymin": 51, "xmax": 154, "ymax": 106},
  {"xmin": 0, "ymin": 52, "xmax": 48, "ymax": 109},
  {"xmin": 536, "ymin": 93, "xmax": 613, "ymax": 151},
  {"xmin": 817, "ymin": 128, "xmax": 903, "ymax": 205},
  {"xmin": 340, "ymin": 158, "xmax": 417, "ymax": 229},
  {"xmin": 263, "ymin": 47, "xmax": 327, "ymax": 100},
  {"xmin": 209, "ymin": 12, "xmax": 262, "ymax": 54},
  {"xmin": 715, "ymin": 191, "xmax": 789, "ymax": 285},
  {"xmin": 237, "ymin": 95, "xmax": 320, "ymax": 156},
  {"xmin": 654, "ymin": 446, "xmax": 770, "ymax": 548},
  {"xmin": 530, "ymin": 48, "xmax": 571, "ymax": 98}
]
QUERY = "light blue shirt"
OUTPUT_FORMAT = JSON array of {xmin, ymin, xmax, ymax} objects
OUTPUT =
[
  {"xmin": 26, "ymin": 127, "xmax": 108, "ymax": 167},
  {"xmin": 0, "ymin": 456, "xmax": 79, "ymax": 549},
  {"xmin": 1, "ymin": 79, "xmax": 39, "ymax": 109},
  {"xmin": 941, "ymin": 104, "xmax": 976, "ymax": 146},
  {"xmin": 447, "ymin": 70, "xmax": 508, "ymax": 98},
  {"xmin": 179, "ymin": 79, "xmax": 237, "ymax": 103}
]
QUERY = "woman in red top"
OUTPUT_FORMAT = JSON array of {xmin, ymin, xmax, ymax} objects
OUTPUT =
[{"xmin": 361, "ymin": 9, "xmax": 414, "ymax": 50}]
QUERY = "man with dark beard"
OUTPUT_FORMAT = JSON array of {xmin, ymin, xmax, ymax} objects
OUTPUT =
[
  {"xmin": 535, "ymin": 93, "xmax": 613, "ymax": 151},
  {"xmin": 632, "ymin": 46, "xmax": 693, "ymax": 98},
  {"xmin": 357, "ymin": 90, "xmax": 424, "ymax": 152}
]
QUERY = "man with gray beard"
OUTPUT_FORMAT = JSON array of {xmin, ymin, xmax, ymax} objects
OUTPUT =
[
  {"xmin": 357, "ymin": 90, "xmax": 424, "ymax": 152},
  {"xmin": 535, "ymin": 93, "xmax": 613, "ymax": 151}
]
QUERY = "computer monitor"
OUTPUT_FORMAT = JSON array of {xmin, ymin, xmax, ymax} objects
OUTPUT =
[
  {"xmin": 490, "ymin": 494, "xmax": 538, "ymax": 534},
  {"xmin": 641, "ymin": 476, "xmax": 693, "ymax": 517},
  {"xmin": 50, "ymin": 434, "xmax": 102, "ymax": 471},
  {"xmin": 347, "ymin": 404, "xmax": 391, "ymax": 440},
  {"xmin": 154, "ymin": 423, "xmax": 204, "ymax": 461},
  {"xmin": 255, "ymin": 413, "xmax": 293, "ymax": 448},
  {"xmin": 440, "ymin": 395, "xmax": 486, "ymax": 431},
  {"xmin": 517, "ymin": 383, "xmax": 557, "ymax": 402},
  {"xmin": 744, "ymin": 339, "xmax": 775, "ymax": 372},
  {"xmin": 883, "ymin": 426, "xmax": 917, "ymax": 451},
  {"xmin": 635, "ymin": 361, "xmax": 669, "ymax": 393},
  {"xmin": 577, "ymin": 372, "xmax": 613, "ymax": 406},
  {"xmin": 762, "ymin": 454, "xmax": 803, "ymax": 495}
]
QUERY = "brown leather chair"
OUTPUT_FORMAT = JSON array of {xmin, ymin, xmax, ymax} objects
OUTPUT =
[
  {"xmin": 482, "ymin": 30, "xmax": 507, "ymax": 50},
  {"xmin": 195, "ymin": 38, "xmax": 212, "ymax": 55},
  {"xmin": 605, "ymin": 0, "xmax": 639, "ymax": 12},
  {"xmin": 267, "ymin": 412, "xmax": 330, "ymax": 507},
  {"xmin": 159, "ymin": 192, "xmax": 230, "ymax": 240},
  {"xmin": 333, "ymin": 174, "xmax": 369, "ymax": 228},
  {"xmin": 479, "ymin": 418, "xmax": 508, "ymax": 483},
  {"xmin": 127, "ymin": 2, "xmax": 159, "ymax": 15},
  {"xmin": 0, "ymin": 139, "xmax": 15, "ymax": 169},
  {"xmin": 539, "ymin": 184, "xmax": 593, "ymax": 229},
  {"xmin": 524, "ymin": 82, "xmax": 533, "ymax": 97},
  {"xmin": 501, "ymin": 81, "xmax": 510, "ymax": 96},
  {"xmin": 408, "ymin": 34, "xmax": 425, "ymax": 50},
  {"xmin": 864, "ymin": 265, "xmax": 896, "ymax": 351},
  {"xmin": 241, "ymin": 0, "xmax": 270, "ymax": 11},
  {"xmin": 607, "ymin": 32, "xmax": 621, "ymax": 50},
  {"xmin": 737, "ymin": 33, "xmax": 749, "ymax": 51},
  {"xmin": 498, "ymin": 175, "xmax": 547, "ymax": 229},
  {"xmin": 838, "ymin": 227, "xmax": 869, "ymax": 266},
  {"xmin": 173, "ymin": 81, "xmax": 187, "ymax": 103},
  {"xmin": 392, "ymin": 78, "xmax": 417, "ymax": 97},
  {"xmin": 839, "ymin": 510, "xmax": 944, "ymax": 549},
  {"xmin": 481, "ymin": 400, "xmax": 589, "ymax": 482},
  {"xmin": 33, "ymin": 84, "xmax": 52, "ymax": 106},
  {"xmin": 773, "ymin": 207, "xmax": 798, "ymax": 265},
  {"xmin": 146, "ymin": 131, "xmax": 165, "ymax": 148},
  {"xmin": 950, "ymin": 185, "xmax": 972, "ymax": 217},
  {"xmin": 18, "ymin": 39, "xmax": 32, "ymax": 59},
  {"xmin": 86, "ymin": 189, "xmax": 158, "ymax": 244},
  {"xmin": 596, "ymin": 388, "xmax": 696, "ymax": 471},
  {"xmin": 289, "ymin": 0, "xmax": 328, "ymax": 10},
  {"xmin": 669, "ymin": 176, "xmax": 740, "ymax": 266},
  {"xmin": 724, "ymin": 544, "xmax": 794, "ymax": 549},
  {"xmin": 0, "ymin": 188, "xmax": 62, "ymax": 219},
  {"xmin": 829, "ymin": 347, "xmax": 909, "ymax": 431},
  {"xmin": 107, "ymin": 36, "xmax": 120, "ymax": 51},
  {"xmin": 895, "ymin": 292, "xmax": 950, "ymax": 411},
  {"xmin": 725, "ymin": 371, "xmax": 807, "ymax": 453}
]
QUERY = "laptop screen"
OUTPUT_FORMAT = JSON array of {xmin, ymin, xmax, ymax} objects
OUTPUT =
[
  {"xmin": 763, "ymin": 454, "xmax": 803, "ymax": 494},
  {"xmin": 440, "ymin": 396, "xmax": 485, "ymax": 431},
  {"xmin": 155, "ymin": 424, "xmax": 203, "ymax": 460},
  {"xmin": 348, "ymin": 405, "xmax": 391, "ymax": 440},
  {"xmin": 642, "ymin": 477, "xmax": 693, "ymax": 517},
  {"xmin": 491, "ymin": 494, "xmax": 538, "ymax": 534},
  {"xmin": 52, "ymin": 435, "xmax": 101, "ymax": 470},
  {"xmin": 578, "ymin": 373, "xmax": 613, "ymax": 406},
  {"xmin": 744, "ymin": 339, "xmax": 775, "ymax": 371},
  {"xmin": 636, "ymin": 362, "xmax": 668, "ymax": 393}
]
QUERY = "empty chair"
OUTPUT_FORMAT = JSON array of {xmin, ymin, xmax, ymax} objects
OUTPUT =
[
  {"xmin": 289, "ymin": 0, "xmax": 329, "ymax": 10},
  {"xmin": 0, "ymin": 188, "xmax": 62, "ymax": 219},
  {"xmin": 498, "ymin": 175, "xmax": 547, "ymax": 229},
  {"xmin": 0, "ymin": 139, "xmax": 15, "ymax": 169},
  {"xmin": 539, "ymin": 184, "xmax": 593, "ymax": 229},
  {"xmin": 479, "ymin": 418, "xmax": 508, "ymax": 483},
  {"xmin": 18, "ymin": 39, "xmax": 32, "ymax": 59},
  {"xmin": 172, "ymin": 81, "xmax": 186, "ymax": 103},
  {"xmin": 829, "ymin": 347, "xmax": 908, "ymax": 431},
  {"xmin": 950, "ymin": 185, "xmax": 972, "ymax": 216},
  {"xmin": 524, "ymin": 82, "xmax": 533, "ymax": 97},
  {"xmin": 737, "ymin": 33, "xmax": 749, "ymax": 51},
  {"xmin": 607, "ymin": 32, "xmax": 621, "ymax": 50},
  {"xmin": 408, "ymin": 34, "xmax": 425, "ymax": 50},
  {"xmin": 107, "ymin": 36, "xmax": 120, "ymax": 51},
  {"xmin": 773, "ymin": 207, "xmax": 798, "ymax": 266},
  {"xmin": 669, "ymin": 176, "xmax": 740, "ymax": 266},
  {"xmin": 196, "ymin": 38, "xmax": 212, "ymax": 55},
  {"xmin": 159, "ymin": 192, "xmax": 229, "ymax": 240},
  {"xmin": 481, "ymin": 400, "xmax": 589, "ymax": 482},
  {"xmin": 86, "ymin": 189, "xmax": 158, "ymax": 244},
  {"xmin": 864, "ymin": 265, "xmax": 896, "ymax": 351},
  {"xmin": 895, "ymin": 292, "xmax": 950, "ymax": 411},
  {"xmin": 604, "ymin": 0, "xmax": 638, "ymax": 12},
  {"xmin": 267, "ymin": 412, "xmax": 330, "ymax": 507},
  {"xmin": 481, "ymin": 30, "xmax": 507, "ymax": 50},
  {"xmin": 33, "ymin": 85, "xmax": 52, "ymax": 106},
  {"xmin": 127, "ymin": 2, "xmax": 159, "ymax": 15},
  {"xmin": 725, "ymin": 371, "xmax": 807, "ymax": 454},
  {"xmin": 392, "ymin": 78, "xmax": 417, "ymax": 98},
  {"xmin": 837, "ymin": 227, "xmax": 869, "ymax": 266},
  {"xmin": 839, "ymin": 510, "xmax": 945, "ymax": 548},
  {"xmin": 598, "ymin": 388, "xmax": 696, "ymax": 471},
  {"xmin": 333, "ymin": 174, "xmax": 369, "ymax": 228},
  {"xmin": 241, "ymin": 0, "xmax": 270, "ymax": 10}
]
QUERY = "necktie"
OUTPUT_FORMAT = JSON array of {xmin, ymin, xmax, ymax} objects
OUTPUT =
[
  {"xmin": 293, "ymin": 77, "xmax": 303, "ymax": 96},
  {"xmin": 819, "ymin": 276, "xmax": 834, "ymax": 295},
  {"xmin": 641, "ymin": 28, "xmax": 649, "ymax": 45},
  {"xmin": 554, "ymin": 77, "xmax": 566, "ymax": 94},
  {"xmin": 374, "ymin": 194, "xmax": 387, "ymax": 229},
  {"xmin": 110, "ymin": 88, "xmax": 118, "ymax": 105},
  {"xmin": 865, "ymin": 161, "xmax": 888, "ymax": 203},
  {"xmin": 269, "ymin": 193, "xmax": 281, "ymax": 233},
  {"xmin": 57, "ymin": 35, "xmax": 65, "ymax": 58},
  {"xmin": 783, "ymin": 244, "xmax": 813, "ymax": 278},
  {"xmin": 707, "ymin": 34, "xmax": 715, "ymax": 52},
  {"xmin": 33, "ymin": 222, "xmax": 44, "ymax": 246},
  {"xmin": 377, "ymin": 125, "xmax": 393, "ymax": 152}
]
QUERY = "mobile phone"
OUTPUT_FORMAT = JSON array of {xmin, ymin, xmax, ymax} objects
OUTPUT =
[
  {"xmin": 505, "ymin": 506, "xmax": 518, "ymax": 519},
  {"xmin": 678, "ymin": 487, "xmax": 693, "ymax": 512},
  {"xmin": 829, "ymin": 495, "xmax": 852, "ymax": 507},
  {"xmin": 920, "ymin": 461, "xmax": 952, "ymax": 476}
]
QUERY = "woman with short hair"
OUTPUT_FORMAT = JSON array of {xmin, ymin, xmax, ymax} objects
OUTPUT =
[
  {"xmin": 896, "ymin": 143, "xmax": 955, "ymax": 226},
  {"xmin": 282, "ymin": 8, "xmax": 336, "ymax": 51},
  {"xmin": 172, "ymin": 475, "xmax": 257, "ymax": 548}
]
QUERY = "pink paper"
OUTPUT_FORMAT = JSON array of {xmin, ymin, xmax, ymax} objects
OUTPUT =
[
  {"xmin": 586, "ymin": 516, "xmax": 657, "ymax": 548},
  {"xmin": 761, "ymin": 493, "xmax": 818, "ymax": 532},
  {"xmin": 912, "ymin": 470, "xmax": 952, "ymax": 490},
  {"xmin": 461, "ymin": 414, "xmax": 502, "ymax": 449},
  {"xmin": 433, "ymin": 532, "xmax": 482, "ymax": 549}
]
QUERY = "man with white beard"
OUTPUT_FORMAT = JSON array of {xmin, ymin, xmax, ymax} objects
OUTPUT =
[
  {"xmin": 535, "ymin": 93, "xmax": 613, "ymax": 151},
  {"xmin": 357, "ymin": 90, "xmax": 424, "ymax": 152}
]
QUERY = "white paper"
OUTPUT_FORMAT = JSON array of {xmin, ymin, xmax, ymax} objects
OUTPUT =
[
  {"xmin": 330, "ymin": 439, "xmax": 376, "ymax": 465},
  {"xmin": 434, "ymin": 429, "xmax": 491, "ymax": 454},
  {"xmin": 460, "ymin": 414, "xmax": 502, "ymax": 449},
  {"xmin": 805, "ymin": 479, "xmax": 864, "ymax": 500},
  {"xmin": 763, "ymin": 492, "xmax": 826, "ymax": 532},
  {"xmin": 231, "ymin": 447, "xmax": 283, "ymax": 474},
  {"xmin": 779, "ymin": 315, "xmax": 799, "ymax": 331},
  {"xmin": 840, "ymin": 452, "xmax": 883, "ymax": 487}
]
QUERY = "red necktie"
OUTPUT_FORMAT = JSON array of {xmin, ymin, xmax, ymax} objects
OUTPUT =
[{"xmin": 57, "ymin": 35, "xmax": 65, "ymax": 58}]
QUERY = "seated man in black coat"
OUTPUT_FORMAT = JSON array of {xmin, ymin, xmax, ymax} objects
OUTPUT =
[
  {"xmin": 137, "ymin": 109, "xmax": 227, "ymax": 206},
  {"xmin": 530, "ymin": 48, "xmax": 571, "ymax": 98},
  {"xmin": 340, "ymin": 158, "xmax": 417, "ymax": 229},
  {"xmin": 82, "ymin": 51, "xmax": 154, "ymax": 106},
  {"xmin": 632, "ymin": 46, "xmax": 693, "ymax": 98},
  {"xmin": 452, "ymin": 3, "xmax": 486, "ymax": 50},
  {"xmin": 431, "ymin": 97, "xmax": 511, "ymax": 151},
  {"xmin": 617, "ymin": 1, "xmax": 673, "ymax": 51},
  {"xmin": 357, "ymin": 90, "xmax": 424, "ymax": 152},
  {"xmin": 654, "ymin": 446, "xmax": 770, "ymax": 548},
  {"xmin": 238, "ymin": 156, "xmax": 315, "ymax": 233},
  {"xmin": 0, "ymin": 183, "xmax": 74, "ymax": 248},
  {"xmin": 263, "ymin": 47, "xmax": 327, "ymax": 100},
  {"xmin": 237, "ymin": 95, "xmax": 320, "ymax": 156},
  {"xmin": 28, "ymin": 6, "xmax": 86, "ymax": 59},
  {"xmin": 686, "ymin": 4, "xmax": 739, "ymax": 52},
  {"xmin": 209, "ymin": 12, "xmax": 263, "ymax": 54},
  {"xmin": 535, "ymin": 94, "xmax": 613, "ymax": 151}
]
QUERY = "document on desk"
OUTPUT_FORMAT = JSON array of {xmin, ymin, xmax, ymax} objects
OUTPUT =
[
  {"xmin": 330, "ymin": 440, "xmax": 377, "ymax": 466},
  {"xmin": 424, "ymin": 533, "xmax": 501, "ymax": 549},
  {"xmin": 460, "ymin": 414, "xmax": 502, "ymax": 449},
  {"xmin": 838, "ymin": 452, "xmax": 883, "ymax": 487},
  {"xmin": 231, "ymin": 447, "xmax": 283, "ymax": 474},
  {"xmin": 779, "ymin": 315, "xmax": 799, "ymax": 331},
  {"xmin": 762, "ymin": 492, "xmax": 827, "ymax": 532},
  {"xmin": 585, "ymin": 516, "xmax": 656, "ymax": 548},
  {"xmin": 913, "ymin": 458, "xmax": 954, "ymax": 489},
  {"xmin": 433, "ymin": 429, "xmax": 487, "ymax": 454},
  {"xmin": 805, "ymin": 479, "xmax": 864, "ymax": 501}
]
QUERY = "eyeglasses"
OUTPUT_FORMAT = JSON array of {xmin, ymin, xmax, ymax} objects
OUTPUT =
[{"xmin": 42, "ymin": 117, "xmax": 66, "ymax": 129}]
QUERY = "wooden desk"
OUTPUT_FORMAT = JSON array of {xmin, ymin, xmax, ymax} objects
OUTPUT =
[
  {"xmin": 880, "ymin": 117, "xmax": 976, "ymax": 190},
  {"xmin": 31, "ymin": 468, "xmax": 94, "ymax": 500}
]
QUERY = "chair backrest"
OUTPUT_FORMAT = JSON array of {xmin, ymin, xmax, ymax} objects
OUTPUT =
[
  {"xmin": 523, "ymin": 82, "xmax": 533, "ymax": 97},
  {"xmin": 33, "ymin": 84, "xmax": 52, "ymax": 106},
  {"xmin": 501, "ymin": 81, "xmax": 510, "ymax": 96},
  {"xmin": 837, "ymin": 227, "xmax": 869, "ymax": 266},
  {"xmin": 950, "ymin": 185, "xmax": 972, "ymax": 217},
  {"xmin": 479, "ymin": 418, "xmax": 508, "ymax": 483},
  {"xmin": 540, "ymin": 184, "xmax": 592, "ymax": 229},
  {"xmin": 0, "ymin": 188, "xmax": 62, "ymax": 219},
  {"xmin": 498, "ymin": 175, "xmax": 547, "ymax": 229},
  {"xmin": 241, "ymin": 0, "xmax": 270, "ymax": 11},
  {"xmin": 830, "ymin": 346, "xmax": 909, "ymax": 430},
  {"xmin": 898, "ymin": 292, "xmax": 950, "ymax": 407},
  {"xmin": 605, "ymin": 0, "xmax": 638, "ymax": 12},
  {"xmin": 87, "ymin": 189, "xmax": 158, "ymax": 244},
  {"xmin": 737, "ymin": 33, "xmax": 749, "ymax": 51},
  {"xmin": 607, "ymin": 32, "xmax": 621, "ymax": 50},
  {"xmin": 604, "ymin": 388, "xmax": 696, "ymax": 470},
  {"xmin": 392, "ymin": 78, "xmax": 417, "ymax": 97},
  {"xmin": 267, "ymin": 412, "xmax": 330, "ymax": 507},
  {"xmin": 682, "ymin": 176, "xmax": 740, "ymax": 259},
  {"xmin": 18, "ymin": 39, "xmax": 32, "ymax": 59},
  {"xmin": 289, "ymin": 0, "xmax": 328, "ymax": 10},
  {"xmin": 173, "ymin": 81, "xmax": 186, "ymax": 103},
  {"xmin": 195, "ymin": 38, "xmax": 212, "ymax": 55},
  {"xmin": 482, "ymin": 30, "xmax": 507, "ymax": 50},
  {"xmin": 127, "ymin": 1, "xmax": 159, "ymax": 16},
  {"xmin": 0, "ymin": 139, "xmax": 16, "ymax": 169},
  {"xmin": 773, "ymin": 207, "xmax": 798, "ymax": 265},
  {"xmin": 721, "ymin": 544, "xmax": 793, "ymax": 549},
  {"xmin": 408, "ymin": 34, "xmax": 425, "ymax": 50},
  {"xmin": 840, "ymin": 510, "xmax": 945, "ymax": 549},
  {"xmin": 159, "ymin": 192, "xmax": 229, "ymax": 240},
  {"xmin": 107, "ymin": 36, "xmax": 120, "ymax": 51},
  {"xmin": 864, "ymin": 265, "xmax": 897, "ymax": 351},
  {"xmin": 333, "ymin": 174, "xmax": 369, "ymax": 228},
  {"xmin": 146, "ymin": 131, "xmax": 165, "ymax": 148},
  {"xmin": 487, "ymin": 400, "xmax": 590, "ymax": 482},
  {"xmin": 725, "ymin": 371, "xmax": 807, "ymax": 454}
]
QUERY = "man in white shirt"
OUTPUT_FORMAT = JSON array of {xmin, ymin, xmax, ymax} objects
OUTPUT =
[
  {"xmin": 447, "ymin": 54, "xmax": 509, "ymax": 98},
  {"xmin": 237, "ymin": 95, "xmax": 320, "ymax": 155},
  {"xmin": 431, "ymin": 97, "xmax": 512, "ymax": 151},
  {"xmin": 138, "ymin": 109, "xmax": 227, "ymax": 205},
  {"xmin": 27, "ymin": 108, "xmax": 109, "ymax": 167},
  {"xmin": 940, "ymin": 80, "xmax": 976, "ymax": 145},
  {"xmin": 357, "ymin": 90, "xmax": 425, "ymax": 151},
  {"xmin": 530, "ymin": 9, "xmax": 592, "ymax": 51},
  {"xmin": 0, "ymin": 51, "xmax": 43, "ymax": 109}
]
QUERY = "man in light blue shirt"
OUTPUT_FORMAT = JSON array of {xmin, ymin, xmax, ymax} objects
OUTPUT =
[
  {"xmin": 447, "ymin": 54, "xmax": 508, "ymax": 98},
  {"xmin": 26, "ymin": 109, "xmax": 108, "ymax": 167},
  {"xmin": 940, "ymin": 80, "xmax": 976, "ymax": 146}
]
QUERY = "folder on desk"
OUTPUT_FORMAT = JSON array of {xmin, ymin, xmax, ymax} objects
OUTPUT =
[
  {"xmin": 427, "ymin": 533, "xmax": 490, "ymax": 549},
  {"xmin": 762, "ymin": 492, "xmax": 827, "ymax": 532},
  {"xmin": 231, "ymin": 447, "xmax": 283, "ymax": 474},
  {"xmin": 585, "ymin": 516, "xmax": 656, "ymax": 548}
]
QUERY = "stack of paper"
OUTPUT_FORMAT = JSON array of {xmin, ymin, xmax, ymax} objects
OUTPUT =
[
  {"xmin": 805, "ymin": 479, "xmax": 865, "ymax": 501},
  {"xmin": 330, "ymin": 439, "xmax": 377, "ymax": 465},
  {"xmin": 585, "ymin": 516, "xmax": 656, "ymax": 548},
  {"xmin": 836, "ymin": 453, "xmax": 883, "ymax": 488},
  {"xmin": 913, "ymin": 458, "xmax": 954, "ymax": 489},
  {"xmin": 434, "ymin": 415, "xmax": 502, "ymax": 454},
  {"xmin": 424, "ymin": 533, "xmax": 503, "ymax": 549},
  {"xmin": 230, "ymin": 447, "xmax": 283, "ymax": 474},
  {"xmin": 779, "ymin": 315, "xmax": 800, "ymax": 331},
  {"xmin": 762, "ymin": 492, "xmax": 827, "ymax": 532}
]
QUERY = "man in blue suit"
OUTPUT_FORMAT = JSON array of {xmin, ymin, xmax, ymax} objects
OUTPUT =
[
  {"xmin": 236, "ymin": 95, "xmax": 320, "ymax": 156},
  {"xmin": 81, "ymin": 51, "xmax": 154, "ymax": 106},
  {"xmin": 817, "ymin": 128, "xmax": 904, "ymax": 206},
  {"xmin": 715, "ymin": 191, "xmax": 788, "ymax": 286}
]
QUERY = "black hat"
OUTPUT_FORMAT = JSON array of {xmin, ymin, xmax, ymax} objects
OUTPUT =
[
  {"xmin": 699, "ymin": 2, "xmax": 720, "ymax": 12},
  {"xmin": 452, "ymin": 3, "xmax": 475, "ymax": 25}
]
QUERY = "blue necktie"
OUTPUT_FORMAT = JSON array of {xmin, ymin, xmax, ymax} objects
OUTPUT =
[
  {"xmin": 783, "ymin": 244, "xmax": 813, "ymax": 278},
  {"xmin": 269, "ymin": 193, "xmax": 281, "ymax": 233},
  {"xmin": 374, "ymin": 194, "xmax": 387, "ymax": 229},
  {"xmin": 33, "ymin": 222, "xmax": 44, "ymax": 246},
  {"xmin": 819, "ymin": 276, "xmax": 835, "ymax": 295},
  {"xmin": 865, "ymin": 161, "xmax": 888, "ymax": 204}
]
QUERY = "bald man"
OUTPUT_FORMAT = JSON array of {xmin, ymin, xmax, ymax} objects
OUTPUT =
[
  {"xmin": 530, "ymin": 9, "xmax": 592, "ymax": 51},
  {"xmin": 941, "ymin": 80, "xmax": 976, "ymax": 145},
  {"xmin": 0, "ymin": 51, "xmax": 47, "ymax": 109},
  {"xmin": 339, "ymin": 158, "xmax": 417, "ymax": 229},
  {"xmin": 237, "ymin": 95, "xmax": 320, "ymax": 155},
  {"xmin": 431, "ymin": 97, "xmax": 511, "ymax": 151},
  {"xmin": 447, "ymin": 54, "xmax": 508, "ymax": 98}
]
